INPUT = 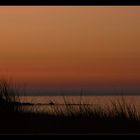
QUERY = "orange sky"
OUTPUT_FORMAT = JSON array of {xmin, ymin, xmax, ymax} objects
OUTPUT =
[{"xmin": 0, "ymin": 6, "xmax": 140, "ymax": 92}]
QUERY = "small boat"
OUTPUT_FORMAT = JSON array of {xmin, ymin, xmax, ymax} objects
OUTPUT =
[{"xmin": 48, "ymin": 101, "xmax": 55, "ymax": 105}]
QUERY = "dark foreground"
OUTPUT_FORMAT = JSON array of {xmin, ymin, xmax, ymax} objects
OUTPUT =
[
  {"xmin": 0, "ymin": 112, "xmax": 140, "ymax": 134},
  {"xmin": 1, "ymin": 103, "xmax": 140, "ymax": 134},
  {"xmin": 0, "ymin": 80, "xmax": 140, "ymax": 134}
]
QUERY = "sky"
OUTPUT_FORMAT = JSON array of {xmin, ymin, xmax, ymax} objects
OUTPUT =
[{"xmin": 0, "ymin": 6, "xmax": 140, "ymax": 95}]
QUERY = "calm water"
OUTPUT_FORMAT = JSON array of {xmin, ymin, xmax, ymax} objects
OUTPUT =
[{"xmin": 18, "ymin": 96, "xmax": 140, "ymax": 113}]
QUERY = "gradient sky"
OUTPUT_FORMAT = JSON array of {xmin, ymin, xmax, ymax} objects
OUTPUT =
[{"xmin": 0, "ymin": 6, "xmax": 140, "ymax": 95}]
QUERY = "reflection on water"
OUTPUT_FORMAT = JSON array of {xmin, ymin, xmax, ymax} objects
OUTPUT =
[
  {"xmin": 21, "ymin": 104, "xmax": 102, "ymax": 114},
  {"xmin": 19, "ymin": 96, "xmax": 140, "ymax": 113}
]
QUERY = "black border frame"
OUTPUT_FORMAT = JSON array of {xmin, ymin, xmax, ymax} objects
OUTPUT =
[{"xmin": 0, "ymin": 0, "xmax": 140, "ymax": 5}]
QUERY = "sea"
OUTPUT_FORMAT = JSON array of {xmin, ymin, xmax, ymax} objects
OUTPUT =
[{"xmin": 18, "ymin": 96, "xmax": 140, "ymax": 113}]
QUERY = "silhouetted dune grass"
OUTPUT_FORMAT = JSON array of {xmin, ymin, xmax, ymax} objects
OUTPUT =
[
  {"xmin": 0, "ymin": 79, "xmax": 140, "ymax": 134},
  {"xmin": 0, "ymin": 79, "xmax": 22, "ymax": 114}
]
